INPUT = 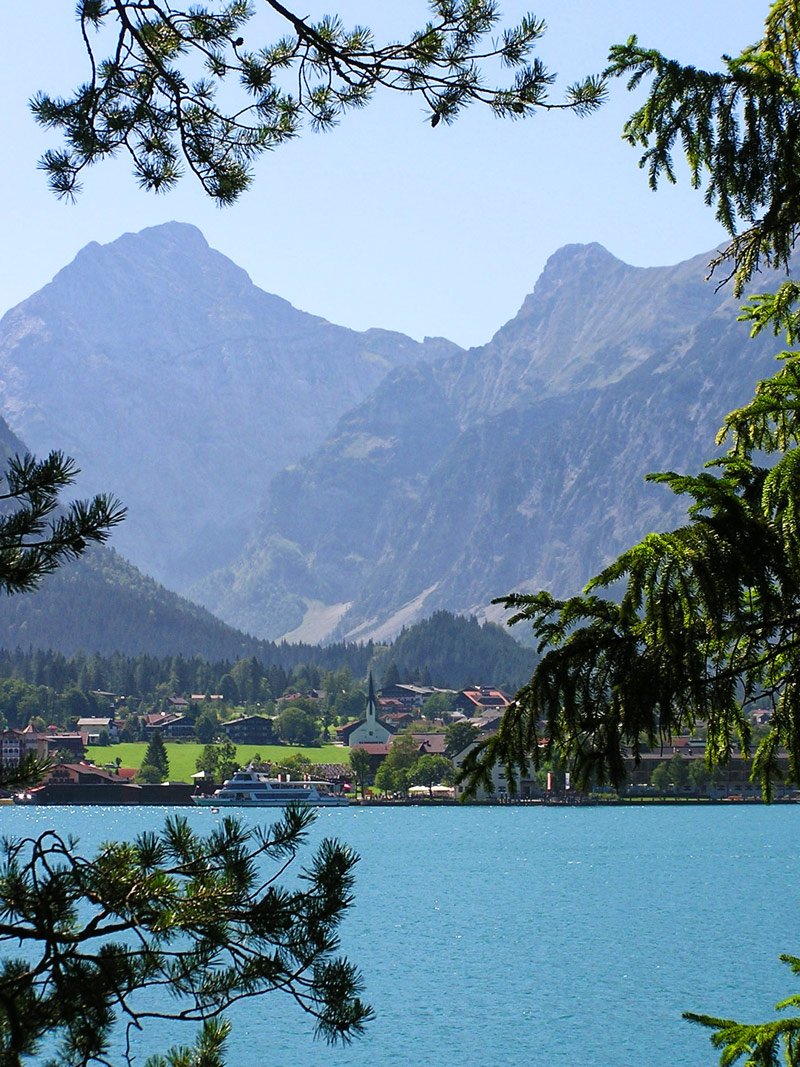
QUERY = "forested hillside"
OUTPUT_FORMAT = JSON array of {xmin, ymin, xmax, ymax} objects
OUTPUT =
[
  {"xmin": 369, "ymin": 611, "xmax": 537, "ymax": 692},
  {"xmin": 0, "ymin": 608, "xmax": 528, "ymax": 693},
  {"xmin": 0, "ymin": 545, "xmax": 285, "ymax": 659}
]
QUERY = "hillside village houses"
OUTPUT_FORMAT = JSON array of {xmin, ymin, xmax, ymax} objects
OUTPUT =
[
  {"xmin": 222, "ymin": 714, "xmax": 275, "ymax": 745},
  {"xmin": 338, "ymin": 678, "xmax": 512, "ymax": 747},
  {"xmin": 76, "ymin": 717, "xmax": 119, "ymax": 745},
  {"xmin": 454, "ymin": 686, "xmax": 511, "ymax": 717},
  {"xmin": 0, "ymin": 666, "xmax": 787, "ymax": 802},
  {"xmin": 144, "ymin": 712, "xmax": 195, "ymax": 738},
  {"xmin": 346, "ymin": 680, "xmax": 789, "ymax": 801},
  {"xmin": 0, "ymin": 725, "xmax": 85, "ymax": 766},
  {"xmin": 378, "ymin": 683, "xmax": 441, "ymax": 709}
]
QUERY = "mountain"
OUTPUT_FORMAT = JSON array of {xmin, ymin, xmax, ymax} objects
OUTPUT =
[
  {"xmin": 0, "ymin": 543, "xmax": 286, "ymax": 659},
  {"xmin": 196, "ymin": 243, "xmax": 790, "ymax": 642},
  {"xmin": 369, "ymin": 611, "xmax": 538, "ymax": 692},
  {"xmin": 0, "ymin": 409, "xmax": 26, "ymax": 469},
  {"xmin": 0, "ymin": 223, "xmax": 460, "ymax": 589}
]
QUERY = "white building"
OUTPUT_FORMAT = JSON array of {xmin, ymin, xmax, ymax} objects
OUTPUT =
[
  {"xmin": 76, "ymin": 717, "xmax": 119, "ymax": 744},
  {"xmin": 347, "ymin": 674, "xmax": 395, "ymax": 747}
]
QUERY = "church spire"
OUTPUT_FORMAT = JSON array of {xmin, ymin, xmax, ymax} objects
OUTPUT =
[{"xmin": 366, "ymin": 672, "xmax": 378, "ymax": 724}]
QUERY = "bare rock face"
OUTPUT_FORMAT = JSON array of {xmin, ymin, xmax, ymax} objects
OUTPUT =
[
  {"xmin": 0, "ymin": 222, "xmax": 459, "ymax": 588},
  {"xmin": 198, "ymin": 243, "xmax": 788, "ymax": 642}
]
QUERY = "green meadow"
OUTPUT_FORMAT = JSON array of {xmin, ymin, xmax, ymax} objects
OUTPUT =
[{"xmin": 88, "ymin": 743, "xmax": 350, "ymax": 782}]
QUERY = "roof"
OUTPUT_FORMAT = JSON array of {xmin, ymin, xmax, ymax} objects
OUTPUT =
[
  {"xmin": 460, "ymin": 687, "xmax": 509, "ymax": 704},
  {"xmin": 411, "ymin": 733, "xmax": 447, "ymax": 755},
  {"xmin": 53, "ymin": 762, "xmax": 138, "ymax": 784},
  {"xmin": 145, "ymin": 713, "xmax": 183, "ymax": 727},
  {"xmin": 350, "ymin": 743, "xmax": 391, "ymax": 755},
  {"xmin": 458, "ymin": 687, "xmax": 510, "ymax": 708},
  {"xmin": 224, "ymin": 715, "xmax": 272, "ymax": 727},
  {"xmin": 336, "ymin": 720, "xmax": 365, "ymax": 740}
]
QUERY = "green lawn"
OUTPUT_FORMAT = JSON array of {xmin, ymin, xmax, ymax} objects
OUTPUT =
[{"xmin": 88, "ymin": 743, "xmax": 350, "ymax": 782}]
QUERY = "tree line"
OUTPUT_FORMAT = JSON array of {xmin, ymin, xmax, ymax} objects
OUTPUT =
[{"xmin": 0, "ymin": 608, "xmax": 533, "ymax": 716}]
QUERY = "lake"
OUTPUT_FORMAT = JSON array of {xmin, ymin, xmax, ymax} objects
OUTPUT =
[{"xmin": 5, "ymin": 803, "xmax": 800, "ymax": 1066}]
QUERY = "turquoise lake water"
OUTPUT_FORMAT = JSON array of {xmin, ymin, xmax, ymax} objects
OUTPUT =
[{"xmin": 6, "ymin": 803, "xmax": 800, "ymax": 1067}]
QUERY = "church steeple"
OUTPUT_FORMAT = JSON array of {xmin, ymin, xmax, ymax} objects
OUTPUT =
[
  {"xmin": 365, "ymin": 672, "xmax": 378, "ymax": 725},
  {"xmin": 347, "ymin": 671, "xmax": 392, "ymax": 747}
]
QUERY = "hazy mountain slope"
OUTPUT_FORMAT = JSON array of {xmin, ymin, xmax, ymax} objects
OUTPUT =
[
  {"xmin": 0, "ymin": 544, "xmax": 288, "ymax": 659},
  {"xmin": 0, "ymin": 410, "xmax": 270, "ymax": 658},
  {"xmin": 0, "ymin": 411, "xmax": 25, "ymax": 468},
  {"xmin": 0, "ymin": 223, "xmax": 460, "ymax": 589},
  {"xmin": 196, "ymin": 360, "xmax": 463, "ymax": 637},
  {"xmin": 200, "ymin": 243, "xmax": 788, "ymax": 642}
]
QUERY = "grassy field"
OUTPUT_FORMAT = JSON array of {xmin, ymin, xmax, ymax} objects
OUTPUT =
[{"xmin": 88, "ymin": 743, "xmax": 350, "ymax": 782}]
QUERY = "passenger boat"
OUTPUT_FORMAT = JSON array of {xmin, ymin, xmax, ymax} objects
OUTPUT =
[{"xmin": 192, "ymin": 768, "xmax": 349, "ymax": 807}]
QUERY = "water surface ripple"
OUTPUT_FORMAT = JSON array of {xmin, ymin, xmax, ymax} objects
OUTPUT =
[{"xmin": 7, "ymin": 804, "xmax": 799, "ymax": 1066}]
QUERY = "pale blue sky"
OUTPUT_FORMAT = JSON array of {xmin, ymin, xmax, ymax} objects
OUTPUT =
[{"xmin": 1, "ymin": 1, "xmax": 768, "ymax": 348}]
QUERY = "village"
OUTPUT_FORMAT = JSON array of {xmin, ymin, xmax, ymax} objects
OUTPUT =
[{"xmin": 0, "ymin": 676, "xmax": 791, "ymax": 805}]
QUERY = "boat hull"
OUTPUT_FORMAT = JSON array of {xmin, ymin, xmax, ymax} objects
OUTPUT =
[{"xmin": 193, "ymin": 795, "xmax": 348, "ymax": 807}]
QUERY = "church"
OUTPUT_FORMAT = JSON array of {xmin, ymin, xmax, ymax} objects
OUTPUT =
[{"xmin": 342, "ymin": 674, "xmax": 396, "ymax": 747}]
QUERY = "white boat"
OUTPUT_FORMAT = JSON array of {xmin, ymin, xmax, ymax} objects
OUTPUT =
[{"xmin": 192, "ymin": 768, "xmax": 349, "ymax": 807}]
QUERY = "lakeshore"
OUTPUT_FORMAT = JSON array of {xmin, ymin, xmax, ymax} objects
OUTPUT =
[{"xmin": 12, "ymin": 784, "xmax": 795, "ymax": 806}]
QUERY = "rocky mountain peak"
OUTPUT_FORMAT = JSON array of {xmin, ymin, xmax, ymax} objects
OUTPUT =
[{"xmin": 0, "ymin": 224, "xmax": 457, "ymax": 590}]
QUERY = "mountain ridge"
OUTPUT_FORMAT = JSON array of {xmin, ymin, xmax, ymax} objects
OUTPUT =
[
  {"xmin": 0, "ymin": 222, "xmax": 461, "ymax": 589},
  {"xmin": 1, "ymin": 225, "xmax": 788, "ymax": 648},
  {"xmin": 192, "ymin": 239, "xmax": 787, "ymax": 642}
]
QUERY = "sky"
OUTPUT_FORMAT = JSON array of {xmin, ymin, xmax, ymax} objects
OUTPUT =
[{"xmin": 0, "ymin": 1, "xmax": 769, "ymax": 350}]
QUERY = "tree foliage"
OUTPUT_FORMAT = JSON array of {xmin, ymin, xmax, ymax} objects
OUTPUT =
[
  {"xmin": 607, "ymin": 0, "xmax": 800, "ymax": 295},
  {"xmin": 142, "ymin": 729, "xmax": 170, "ymax": 780},
  {"xmin": 0, "ymin": 452, "xmax": 124, "ymax": 596},
  {"xmin": 371, "ymin": 611, "xmax": 538, "ymax": 692},
  {"xmin": 195, "ymin": 740, "xmax": 238, "ymax": 784},
  {"xmin": 348, "ymin": 746, "xmax": 371, "ymax": 797},
  {"xmin": 275, "ymin": 705, "xmax": 317, "ymax": 746},
  {"xmin": 0, "ymin": 809, "xmax": 371, "ymax": 1066},
  {"xmin": 444, "ymin": 719, "xmax": 479, "ymax": 757},
  {"xmin": 461, "ymin": 0, "xmax": 800, "ymax": 800},
  {"xmin": 33, "ymin": 0, "xmax": 606, "ymax": 203},
  {"xmin": 683, "ymin": 956, "xmax": 800, "ymax": 1067},
  {"xmin": 0, "ymin": 753, "xmax": 53, "ymax": 794},
  {"xmin": 410, "ymin": 753, "xmax": 451, "ymax": 796}
]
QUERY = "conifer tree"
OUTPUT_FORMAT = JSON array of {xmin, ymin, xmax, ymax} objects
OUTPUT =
[
  {"xmin": 142, "ymin": 729, "xmax": 170, "ymax": 781},
  {"xmin": 348, "ymin": 746, "xmax": 371, "ymax": 799},
  {"xmin": 461, "ymin": 3, "xmax": 800, "ymax": 1061},
  {"xmin": 32, "ymin": 1, "xmax": 606, "ymax": 202},
  {"xmin": 0, "ymin": 451, "xmax": 124, "ymax": 596},
  {"xmin": 461, "ymin": 0, "xmax": 800, "ymax": 799},
  {"xmin": 0, "ymin": 810, "xmax": 371, "ymax": 1064}
]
